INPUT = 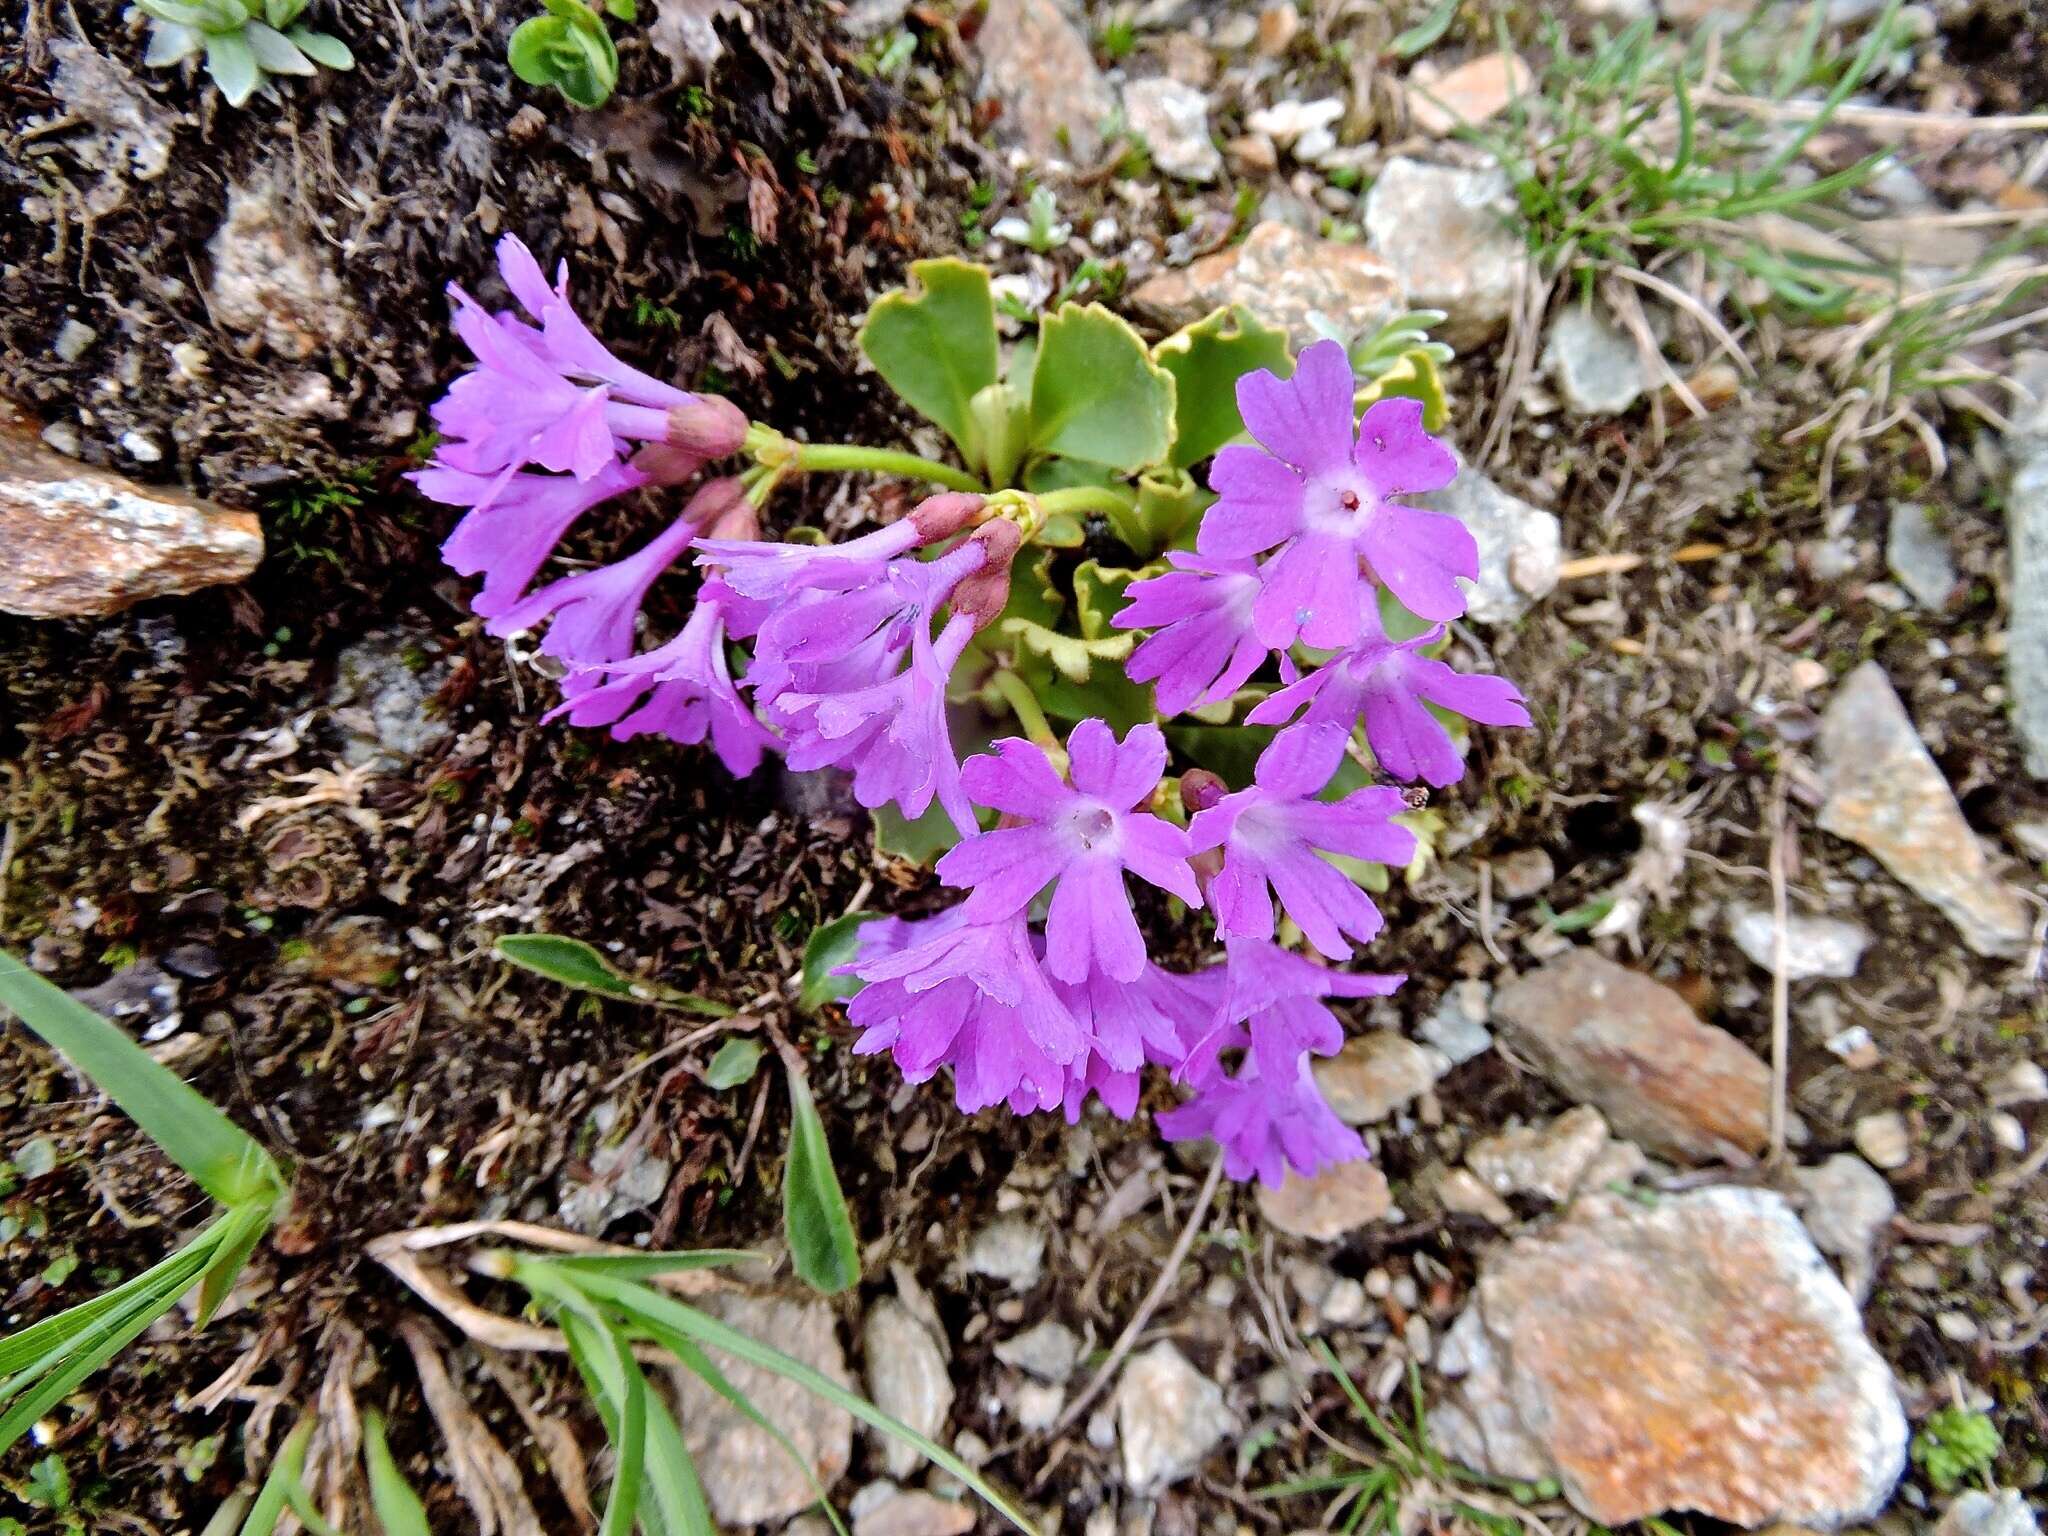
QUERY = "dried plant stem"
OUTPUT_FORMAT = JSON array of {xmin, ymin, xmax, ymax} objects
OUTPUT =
[
  {"xmin": 1049, "ymin": 1154, "xmax": 1225, "ymax": 1436},
  {"xmin": 1766, "ymin": 768, "xmax": 1791, "ymax": 1165}
]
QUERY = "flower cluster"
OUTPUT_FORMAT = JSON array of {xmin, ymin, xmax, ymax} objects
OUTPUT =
[{"xmin": 420, "ymin": 247, "xmax": 1531, "ymax": 1189}]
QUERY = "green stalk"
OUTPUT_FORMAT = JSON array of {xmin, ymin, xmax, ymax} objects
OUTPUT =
[
  {"xmin": 1037, "ymin": 484, "xmax": 1137, "ymax": 522},
  {"xmin": 988, "ymin": 669, "xmax": 1061, "ymax": 754},
  {"xmin": 787, "ymin": 444, "xmax": 984, "ymax": 494}
]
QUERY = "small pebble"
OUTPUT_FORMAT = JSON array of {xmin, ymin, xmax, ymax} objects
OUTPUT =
[
  {"xmin": 53, "ymin": 319, "xmax": 98, "ymax": 362},
  {"xmin": 1935, "ymin": 1311, "xmax": 1980, "ymax": 1343},
  {"xmin": 119, "ymin": 429, "xmax": 163, "ymax": 463},
  {"xmin": 1854, "ymin": 1110, "xmax": 1912, "ymax": 1171},
  {"xmin": 1320, "ymin": 1278, "xmax": 1367, "ymax": 1326},
  {"xmin": 1989, "ymin": 1112, "xmax": 2027, "ymax": 1154}
]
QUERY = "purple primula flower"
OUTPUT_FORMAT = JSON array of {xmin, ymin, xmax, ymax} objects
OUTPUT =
[
  {"xmin": 484, "ymin": 508, "xmax": 702, "ymax": 664},
  {"xmin": 1247, "ymin": 604, "xmax": 1531, "ymax": 787},
  {"xmin": 1034, "ymin": 961, "xmax": 1230, "ymax": 1125},
  {"xmin": 1188, "ymin": 723, "xmax": 1417, "ymax": 959},
  {"xmin": 1208, "ymin": 936, "xmax": 1405, "ymax": 1079},
  {"xmin": 1112, "ymin": 553, "xmax": 1270, "ymax": 715},
  {"xmin": 846, "ymin": 913, "xmax": 1085, "ymax": 1114},
  {"xmin": 847, "ymin": 902, "xmax": 972, "ymax": 969},
  {"xmin": 697, "ymin": 491, "xmax": 986, "ymax": 603},
  {"xmin": 1198, "ymin": 339, "xmax": 1474, "ymax": 644},
  {"xmin": 548, "ymin": 580, "xmax": 779, "ymax": 776},
  {"xmin": 1157, "ymin": 1051, "xmax": 1367, "ymax": 1187},
  {"xmin": 430, "ymin": 237, "xmax": 739, "ymax": 483},
  {"xmin": 937, "ymin": 720, "xmax": 1202, "ymax": 985},
  {"xmin": 419, "ymin": 458, "xmax": 649, "ymax": 621}
]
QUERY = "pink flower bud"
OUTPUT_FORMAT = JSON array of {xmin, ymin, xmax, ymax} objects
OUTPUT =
[
  {"xmin": 948, "ymin": 519, "xmax": 1023, "ymax": 631},
  {"xmin": 1179, "ymin": 769, "xmax": 1227, "ymax": 817},
  {"xmin": 665, "ymin": 395, "xmax": 750, "ymax": 458},
  {"xmin": 908, "ymin": 491, "xmax": 987, "ymax": 544},
  {"xmin": 630, "ymin": 442, "xmax": 706, "ymax": 486},
  {"xmin": 681, "ymin": 475, "xmax": 749, "ymax": 533}
]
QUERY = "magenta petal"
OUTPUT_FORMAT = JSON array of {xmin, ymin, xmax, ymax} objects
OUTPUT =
[
  {"xmin": 1199, "ymin": 446, "xmax": 1307, "ymax": 558},
  {"xmin": 495, "ymin": 234, "xmax": 558, "ymax": 319},
  {"xmin": 1360, "ymin": 668, "xmax": 1463, "ymax": 785},
  {"xmin": 1358, "ymin": 503, "xmax": 1478, "ymax": 623},
  {"xmin": 938, "ymin": 824, "xmax": 1065, "ymax": 919},
  {"xmin": 1045, "ymin": 855, "xmax": 1144, "ymax": 984},
  {"xmin": 1353, "ymin": 396, "xmax": 1458, "ymax": 496},
  {"xmin": 1253, "ymin": 721, "xmax": 1349, "ymax": 800},
  {"xmin": 1118, "ymin": 813, "xmax": 1202, "ymax": 906},
  {"xmin": 1410, "ymin": 657, "xmax": 1533, "ymax": 727},
  {"xmin": 1250, "ymin": 533, "xmax": 1364, "ymax": 650},
  {"xmin": 1235, "ymin": 340, "xmax": 1356, "ymax": 474},
  {"xmin": 960, "ymin": 738, "xmax": 1072, "ymax": 818}
]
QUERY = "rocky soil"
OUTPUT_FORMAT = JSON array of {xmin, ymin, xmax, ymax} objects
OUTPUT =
[{"xmin": 3, "ymin": 0, "xmax": 2047, "ymax": 1532}]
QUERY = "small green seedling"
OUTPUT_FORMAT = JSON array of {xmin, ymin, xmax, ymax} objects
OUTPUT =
[
  {"xmin": 1911, "ymin": 1405, "xmax": 2002, "ymax": 1494},
  {"xmin": 136, "ymin": 0, "xmax": 352, "ymax": 108},
  {"xmin": 508, "ymin": 0, "xmax": 635, "ymax": 110}
]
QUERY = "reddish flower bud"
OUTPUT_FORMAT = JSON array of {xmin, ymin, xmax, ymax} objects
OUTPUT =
[
  {"xmin": 1179, "ymin": 769, "xmax": 1227, "ymax": 817},
  {"xmin": 681, "ymin": 475, "xmax": 749, "ymax": 534},
  {"xmin": 665, "ymin": 395, "xmax": 750, "ymax": 458},
  {"xmin": 908, "ymin": 491, "xmax": 987, "ymax": 544},
  {"xmin": 948, "ymin": 518, "xmax": 1023, "ymax": 630},
  {"xmin": 630, "ymin": 442, "xmax": 707, "ymax": 486}
]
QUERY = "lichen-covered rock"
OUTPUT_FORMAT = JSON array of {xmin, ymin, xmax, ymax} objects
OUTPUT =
[
  {"xmin": 669, "ymin": 1295, "xmax": 854, "ymax": 1526},
  {"xmin": 1313, "ymin": 1031, "xmax": 1444, "ymax": 1124},
  {"xmin": 1113, "ymin": 1342, "xmax": 1236, "ymax": 1494},
  {"xmin": 1255, "ymin": 1160, "xmax": 1393, "ymax": 1240},
  {"xmin": 1129, "ymin": 221, "xmax": 1404, "ymax": 351},
  {"xmin": 1467, "ymin": 1105, "xmax": 1610, "ymax": 1203},
  {"xmin": 861, "ymin": 1300, "xmax": 953, "ymax": 1479},
  {"xmin": 974, "ymin": 0, "xmax": 1115, "ymax": 162},
  {"xmin": 1816, "ymin": 662, "xmax": 2031, "ymax": 957},
  {"xmin": 1362, "ymin": 159, "xmax": 1526, "ymax": 346},
  {"xmin": 1491, "ymin": 950, "xmax": 1770, "ymax": 1164},
  {"xmin": 0, "ymin": 405, "xmax": 263, "ymax": 619},
  {"xmin": 1433, "ymin": 1188, "xmax": 1907, "ymax": 1528},
  {"xmin": 209, "ymin": 174, "xmax": 354, "ymax": 360},
  {"xmin": 1123, "ymin": 77, "xmax": 1220, "ymax": 182},
  {"xmin": 1409, "ymin": 453, "xmax": 1561, "ymax": 624}
]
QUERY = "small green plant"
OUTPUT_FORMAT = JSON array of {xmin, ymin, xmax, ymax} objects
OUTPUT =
[
  {"xmin": 508, "ymin": 0, "xmax": 635, "ymax": 109},
  {"xmin": 221, "ymin": 1411, "xmax": 427, "ymax": 1535},
  {"xmin": 1096, "ymin": 12, "xmax": 1136, "ymax": 62},
  {"xmin": 1260, "ymin": 1343, "xmax": 1555, "ymax": 1536},
  {"xmin": 0, "ymin": 951, "xmax": 289, "ymax": 1457},
  {"xmin": 136, "ymin": 0, "xmax": 353, "ymax": 107},
  {"xmin": 1911, "ymin": 1405, "xmax": 2002, "ymax": 1494}
]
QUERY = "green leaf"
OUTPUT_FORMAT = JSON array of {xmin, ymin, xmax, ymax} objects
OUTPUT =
[
  {"xmin": 996, "ymin": 614, "xmax": 1133, "ymax": 684},
  {"xmin": 541, "ymin": 1249, "xmax": 760, "ymax": 1280},
  {"xmin": 508, "ymin": 13, "xmax": 566, "ymax": 80},
  {"xmin": 1152, "ymin": 306, "xmax": 1293, "ymax": 469},
  {"xmin": 1391, "ymin": 0, "xmax": 1457, "ymax": 57},
  {"xmin": 361, "ymin": 1411, "xmax": 431, "ymax": 1536},
  {"xmin": 1072, "ymin": 560, "xmax": 1140, "ymax": 641},
  {"xmin": 704, "ymin": 1037, "xmax": 765, "ymax": 1090},
  {"xmin": 0, "ymin": 952, "xmax": 285, "ymax": 1209},
  {"xmin": 493, "ymin": 933, "xmax": 731, "ymax": 1016},
  {"xmin": 142, "ymin": 21, "xmax": 204, "ymax": 64},
  {"xmin": 871, "ymin": 798, "xmax": 965, "ymax": 866},
  {"xmin": 286, "ymin": 27, "xmax": 353, "ymax": 68},
  {"xmin": 1355, "ymin": 349, "xmax": 1449, "ymax": 434},
  {"xmin": 856, "ymin": 260, "xmax": 1000, "ymax": 464},
  {"xmin": 202, "ymin": 29, "xmax": 260, "ymax": 106},
  {"xmin": 800, "ymin": 912, "xmax": 885, "ymax": 1014},
  {"xmin": 965, "ymin": 382, "xmax": 1030, "ymax": 488},
  {"xmin": 1037, "ymin": 512, "xmax": 1086, "ymax": 547},
  {"xmin": 243, "ymin": 19, "xmax": 313, "ymax": 71},
  {"xmin": 1027, "ymin": 303, "xmax": 1177, "ymax": 472},
  {"xmin": 236, "ymin": 1418, "xmax": 315, "ymax": 1536},
  {"xmin": 1111, "ymin": 467, "xmax": 1210, "ymax": 559},
  {"xmin": 782, "ymin": 1065, "xmax": 860, "ymax": 1295}
]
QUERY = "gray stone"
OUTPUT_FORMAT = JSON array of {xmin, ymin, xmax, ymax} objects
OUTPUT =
[
  {"xmin": 1123, "ymin": 77, "xmax": 1219, "ymax": 183},
  {"xmin": 48, "ymin": 39, "xmax": 176, "ymax": 183},
  {"xmin": 1314, "ymin": 1031, "xmax": 1445, "ymax": 1124},
  {"xmin": 862, "ymin": 1300, "xmax": 953, "ymax": 1479},
  {"xmin": 1437, "ymin": 1167, "xmax": 1514, "ymax": 1225},
  {"xmin": 1129, "ymin": 220, "xmax": 1405, "ymax": 353},
  {"xmin": 994, "ymin": 1319, "xmax": 1080, "ymax": 1382},
  {"xmin": 1937, "ymin": 1490, "xmax": 2042, "ymax": 1536},
  {"xmin": 209, "ymin": 174, "xmax": 353, "ymax": 360},
  {"xmin": 0, "ymin": 403, "xmax": 264, "ymax": 619},
  {"xmin": 1887, "ymin": 502, "xmax": 1961, "ymax": 610},
  {"xmin": 1852, "ymin": 1109, "xmax": 1912, "ymax": 1172},
  {"xmin": 974, "ymin": 0, "xmax": 1115, "ymax": 162},
  {"xmin": 1409, "ymin": 454, "xmax": 1561, "ymax": 624},
  {"xmin": 1816, "ymin": 663, "xmax": 2031, "ymax": 956},
  {"xmin": 1728, "ymin": 904, "xmax": 1872, "ymax": 981},
  {"xmin": 1432, "ymin": 1188, "xmax": 1907, "ymax": 1528},
  {"xmin": 53, "ymin": 319, "xmax": 97, "ymax": 363},
  {"xmin": 1113, "ymin": 1342, "xmax": 1237, "ymax": 1494},
  {"xmin": 1790, "ymin": 1152, "xmax": 1895, "ymax": 1299},
  {"xmin": 330, "ymin": 633, "xmax": 456, "ymax": 771},
  {"xmin": 851, "ymin": 1485, "xmax": 978, "ymax": 1536},
  {"xmin": 1543, "ymin": 306, "xmax": 1649, "ymax": 416},
  {"xmin": 1362, "ymin": 159, "xmax": 1526, "ymax": 347},
  {"xmin": 962, "ymin": 1218, "xmax": 1045, "ymax": 1288},
  {"xmin": 669, "ymin": 1295, "xmax": 854, "ymax": 1526},
  {"xmin": 2008, "ymin": 350, "xmax": 2048, "ymax": 778},
  {"xmin": 1466, "ymin": 1106, "xmax": 1610, "ymax": 1203},
  {"xmin": 1419, "ymin": 979, "xmax": 1494, "ymax": 1065}
]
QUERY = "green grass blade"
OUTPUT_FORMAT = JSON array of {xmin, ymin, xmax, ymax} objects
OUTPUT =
[
  {"xmin": 236, "ymin": 1418, "xmax": 315, "ymax": 1536},
  {"xmin": 564, "ymin": 1268, "xmax": 1037, "ymax": 1535},
  {"xmin": 1748, "ymin": 0, "xmax": 1901, "ymax": 192},
  {"xmin": 195, "ymin": 1197, "xmax": 275, "ymax": 1328},
  {"xmin": 494, "ymin": 933, "xmax": 731, "ymax": 1016},
  {"xmin": 542, "ymin": 1250, "xmax": 761, "ymax": 1280},
  {"xmin": 782, "ymin": 1064, "xmax": 860, "ymax": 1295},
  {"xmin": 524, "ymin": 1267, "xmax": 650, "ymax": 1536},
  {"xmin": 362, "ymin": 1410, "xmax": 432, "ymax": 1536},
  {"xmin": 645, "ymin": 1392, "xmax": 718, "ymax": 1536},
  {"xmin": 0, "ymin": 949, "xmax": 286, "ymax": 1208}
]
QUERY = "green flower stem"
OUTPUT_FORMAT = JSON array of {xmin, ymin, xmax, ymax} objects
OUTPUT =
[
  {"xmin": 787, "ymin": 444, "xmax": 985, "ymax": 494},
  {"xmin": 988, "ymin": 669, "xmax": 1061, "ymax": 754},
  {"xmin": 1036, "ymin": 485, "xmax": 1138, "ymax": 522}
]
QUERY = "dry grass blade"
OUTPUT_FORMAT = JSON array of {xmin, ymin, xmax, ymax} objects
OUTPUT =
[
  {"xmin": 398, "ymin": 1316, "xmax": 546, "ymax": 1536},
  {"xmin": 479, "ymin": 1344, "xmax": 600, "ymax": 1534}
]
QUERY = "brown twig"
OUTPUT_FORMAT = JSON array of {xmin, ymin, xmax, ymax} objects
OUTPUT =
[{"xmin": 1767, "ymin": 767, "xmax": 1791, "ymax": 1165}]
